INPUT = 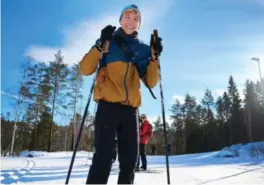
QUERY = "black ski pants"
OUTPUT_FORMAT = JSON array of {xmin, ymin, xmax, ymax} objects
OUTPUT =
[{"xmin": 86, "ymin": 100, "xmax": 139, "ymax": 184}]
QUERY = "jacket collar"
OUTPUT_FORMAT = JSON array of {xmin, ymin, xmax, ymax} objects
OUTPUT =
[{"xmin": 114, "ymin": 27, "xmax": 138, "ymax": 39}]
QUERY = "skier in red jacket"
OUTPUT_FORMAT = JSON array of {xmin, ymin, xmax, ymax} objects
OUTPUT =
[{"xmin": 136, "ymin": 113, "xmax": 153, "ymax": 171}]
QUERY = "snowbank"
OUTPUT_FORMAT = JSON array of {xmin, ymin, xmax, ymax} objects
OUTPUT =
[
  {"xmin": 19, "ymin": 150, "xmax": 47, "ymax": 157},
  {"xmin": 247, "ymin": 142, "xmax": 264, "ymax": 159},
  {"xmin": 19, "ymin": 150, "xmax": 91, "ymax": 158},
  {"xmin": 217, "ymin": 141, "xmax": 264, "ymax": 159},
  {"xmin": 218, "ymin": 147, "xmax": 239, "ymax": 158}
]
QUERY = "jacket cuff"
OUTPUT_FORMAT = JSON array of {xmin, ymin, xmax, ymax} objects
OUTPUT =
[{"xmin": 95, "ymin": 39, "xmax": 103, "ymax": 52}]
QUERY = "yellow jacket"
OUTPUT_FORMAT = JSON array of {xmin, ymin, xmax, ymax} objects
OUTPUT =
[{"xmin": 80, "ymin": 29, "xmax": 159, "ymax": 108}]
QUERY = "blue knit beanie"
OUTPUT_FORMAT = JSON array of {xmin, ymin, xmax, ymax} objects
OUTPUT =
[{"xmin": 119, "ymin": 4, "xmax": 141, "ymax": 28}]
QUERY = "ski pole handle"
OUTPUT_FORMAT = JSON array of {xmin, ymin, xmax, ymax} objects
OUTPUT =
[
  {"xmin": 153, "ymin": 29, "xmax": 160, "ymax": 59},
  {"xmin": 153, "ymin": 29, "xmax": 158, "ymax": 39}
]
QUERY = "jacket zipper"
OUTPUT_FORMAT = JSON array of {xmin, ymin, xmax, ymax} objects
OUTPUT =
[{"xmin": 124, "ymin": 62, "xmax": 129, "ymax": 103}]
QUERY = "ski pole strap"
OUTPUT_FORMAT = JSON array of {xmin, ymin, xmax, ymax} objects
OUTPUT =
[
  {"xmin": 142, "ymin": 76, "xmax": 157, "ymax": 99},
  {"xmin": 114, "ymin": 35, "xmax": 157, "ymax": 99}
]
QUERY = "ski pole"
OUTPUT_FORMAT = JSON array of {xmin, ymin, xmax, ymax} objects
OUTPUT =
[
  {"xmin": 65, "ymin": 49, "xmax": 104, "ymax": 185},
  {"xmin": 153, "ymin": 29, "xmax": 171, "ymax": 185}
]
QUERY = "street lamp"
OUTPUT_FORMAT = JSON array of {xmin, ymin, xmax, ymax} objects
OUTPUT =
[
  {"xmin": 251, "ymin": 57, "xmax": 264, "ymax": 115},
  {"xmin": 245, "ymin": 57, "xmax": 262, "ymax": 142},
  {"xmin": 251, "ymin": 57, "xmax": 262, "ymax": 81}
]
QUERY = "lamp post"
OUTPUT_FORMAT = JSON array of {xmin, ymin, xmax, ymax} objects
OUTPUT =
[
  {"xmin": 245, "ymin": 57, "xmax": 262, "ymax": 143},
  {"xmin": 251, "ymin": 57, "xmax": 262, "ymax": 81},
  {"xmin": 251, "ymin": 57, "xmax": 264, "ymax": 141}
]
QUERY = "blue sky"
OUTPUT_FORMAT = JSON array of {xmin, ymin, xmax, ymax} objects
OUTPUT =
[{"xmin": 1, "ymin": 0, "xmax": 264, "ymax": 124}]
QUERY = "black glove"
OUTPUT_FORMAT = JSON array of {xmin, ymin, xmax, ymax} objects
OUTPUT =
[
  {"xmin": 150, "ymin": 34, "xmax": 163, "ymax": 58},
  {"xmin": 96, "ymin": 25, "xmax": 116, "ymax": 51},
  {"xmin": 100, "ymin": 25, "xmax": 116, "ymax": 41}
]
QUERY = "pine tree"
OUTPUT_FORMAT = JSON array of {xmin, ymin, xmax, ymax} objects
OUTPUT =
[
  {"xmin": 23, "ymin": 62, "xmax": 50, "ymax": 150},
  {"xmin": 201, "ymin": 89, "xmax": 217, "ymax": 151},
  {"xmin": 46, "ymin": 51, "xmax": 70, "ymax": 152},
  {"xmin": 183, "ymin": 93, "xmax": 199, "ymax": 153},
  {"xmin": 37, "ymin": 109, "xmax": 53, "ymax": 150},
  {"xmin": 216, "ymin": 96, "xmax": 226, "ymax": 148},
  {"xmin": 184, "ymin": 94, "xmax": 197, "ymax": 132},
  {"xmin": 201, "ymin": 89, "xmax": 215, "ymax": 127},
  {"xmin": 194, "ymin": 104, "xmax": 206, "ymax": 125},
  {"xmin": 201, "ymin": 89, "xmax": 214, "ymax": 112},
  {"xmin": 66, "ymin": 63, "xmax": 84, "ymax": 151},
  {"xmin": 170, "ymin": 99, "xmax": 185, "ymax": 154},
  {"xmin": 152, "ymin": 116, "xmax": 164, "ymax": 154},
  {"xmin": 170, "ymin": 99, "xmax": 183, "ymax": 132},
  {"xmin": 227, "ymin": 76, "xmax": 246, "ymax": 144},
  {"xmin": 245, "ymin": 80, "xmax": 264, "ymax": 141},
  {"xmin": 216, "ymin": 96, "xmax": 224, "ymax": 123},
  {"xmin": 255, "ymin": 79, "xmax": 264, "ymax": 113},
  {"xmin": 153, "ymin": 116, "xmax": 163, "ymax": 132}
]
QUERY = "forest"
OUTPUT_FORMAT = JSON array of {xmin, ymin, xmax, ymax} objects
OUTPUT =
[{"xmin": 1, "ymin": 51, "xmax": 264, "ymax": 156}]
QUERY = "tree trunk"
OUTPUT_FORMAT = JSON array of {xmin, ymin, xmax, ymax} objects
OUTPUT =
[
  {"xmin": 32, "ymin": 95, "xmax": 40, "ymax": 150},
  {"xmin": 71, "ymin": 83, "xmax": 78, "ymax": 151},
  {"xmin": 246, "ymin": 104, "xmax": 253, "ymax": 142},
  {"xmin": 48, "ymin": 79, "xmax": 58, "ymax": 152},
  {"xmin": 11, "ymin": 99, "xmax": 21, "ymax": 155}
]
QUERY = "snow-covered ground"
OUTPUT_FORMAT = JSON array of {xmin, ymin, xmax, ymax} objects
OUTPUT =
[{"xmin": 1, "ymin": 142, "xmax": 264, "ymax": 185}]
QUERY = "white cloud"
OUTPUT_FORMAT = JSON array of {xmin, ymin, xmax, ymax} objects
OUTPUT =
[
  {"xmin": 147, "ymin": 114, "xmax": 173, "ymax": 125},
  {"xmin": 25, "ymin": 15, "xmax": 119, "ymax": 65},
  {"xmin": 214, "ymin": 88, "xmax": 225, "ymax": 97},
  {"xmin": 237, "ymin": 86, "xmax": 246, "ymax": 100},
  {"xmin": 213, "ymin": 87, "xmax": 245, "ymax": 100},
  {"xmin": 172, "ymin": 94, "xmax": 185, "ymax": 104},
  {"xmin": 147, "ymin": 115, "xmax": 159, "ymax": 124},
  {"xmin": 24, "ymin": 0, "xmax": 174, "ymax": 66}
]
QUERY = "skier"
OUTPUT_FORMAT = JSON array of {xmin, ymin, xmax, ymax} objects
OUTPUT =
[
  {"xmin": 79, "ymin": 4, "xmax": 163, "ymax": 184},
  {"xmin": 136, "ymin": 114, "xmax": 153, "ymax": 171}
]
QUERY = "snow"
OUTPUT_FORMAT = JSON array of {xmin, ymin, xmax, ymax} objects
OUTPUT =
[
  {"xmin": 217, "ymin": 142, "xmax": 264, "ymax": 159},
  {"xmin": 19, "ymin": 150, "xmax": 47, "ymax": 158},
  {"xmin": 1, "ymin": 142, "xmax": 264, "ymax": 185}
]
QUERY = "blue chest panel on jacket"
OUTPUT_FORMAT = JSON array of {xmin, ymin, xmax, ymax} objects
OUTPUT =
[{"xmin": 100, "ymin": 36, "xmax": 151, "ymax": 77}]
